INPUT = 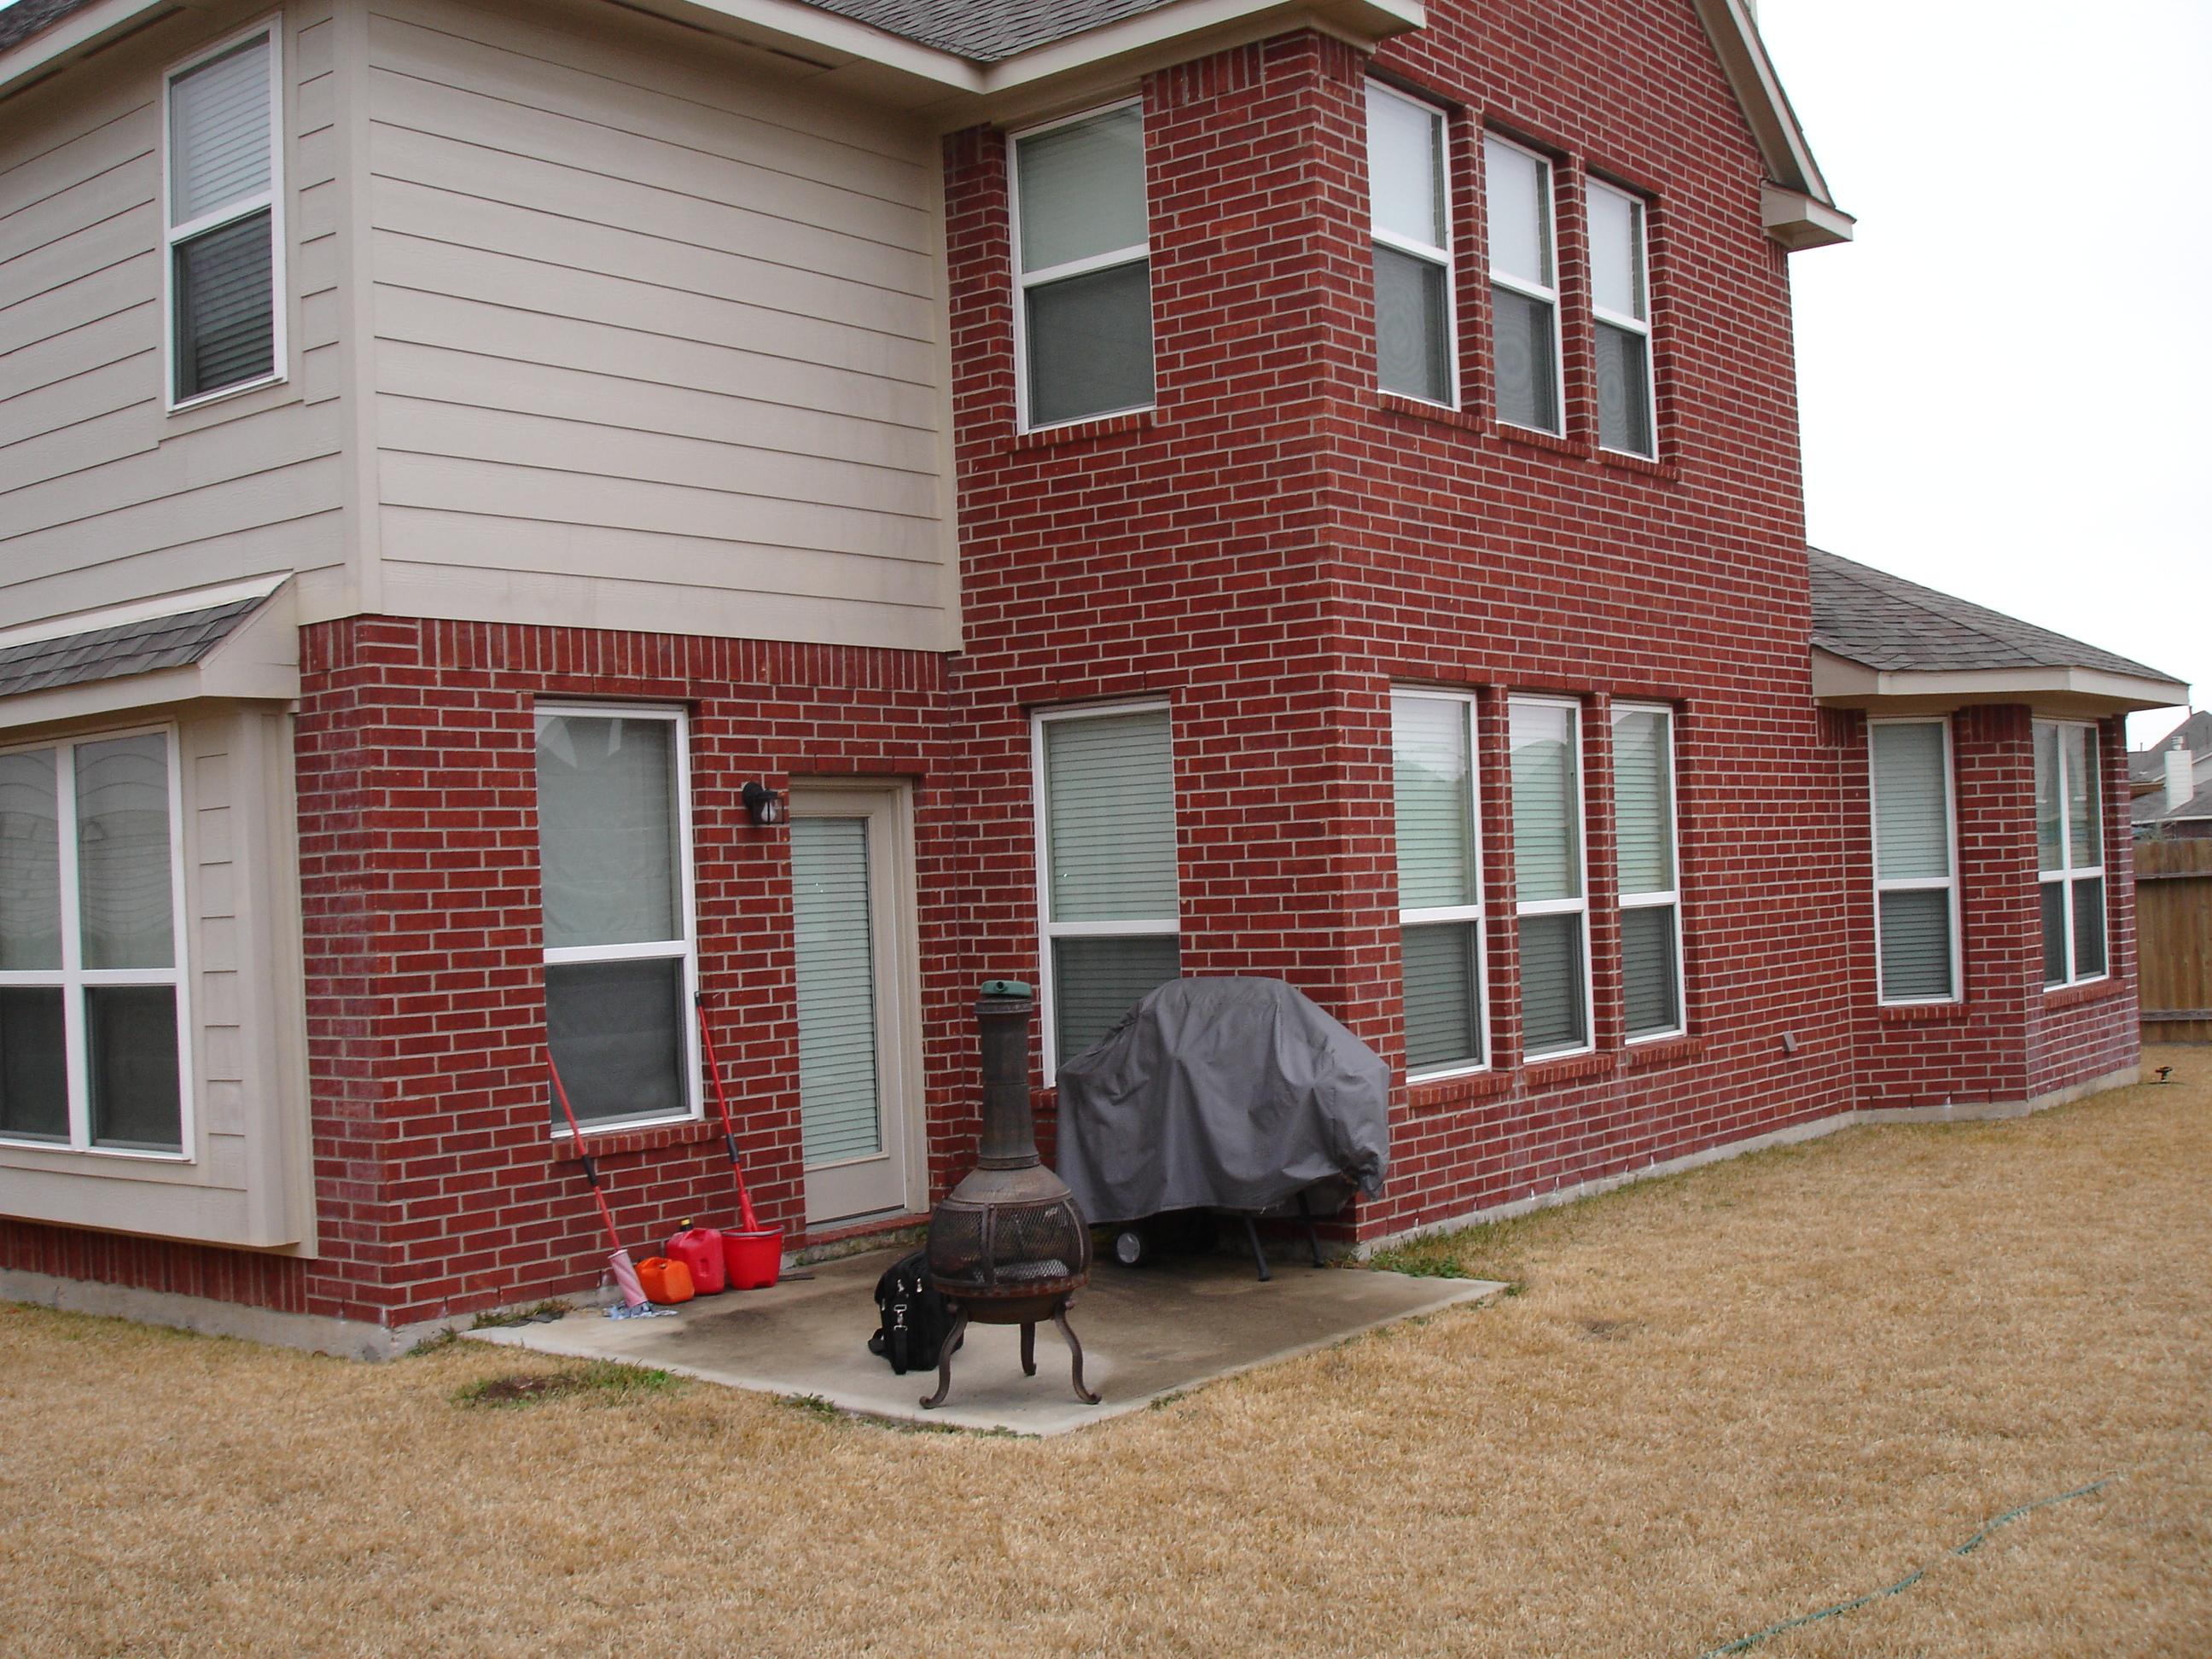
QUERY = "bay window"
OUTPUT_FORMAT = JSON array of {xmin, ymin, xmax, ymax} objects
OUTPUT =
[
  {"xmin": 1587, "ymin": 179, "xmax": 1656, "ymax": 457},
  {"xmin": 165, "ymin": 23, "xmax": 283, "ymax": 408},
  {"xmin": 536, "ymin": 706, "xmax": 698, "ymax": 1131},
  {"xmin": 0, "ymin": 731, "xmax": 189, "ymax": 1155},
  {"xmin": 1035, "ymin": 704, "xmax": 1179, "ymax": 1071},
  {"xmin": 1369, "ymin": 84, "xmax": 1455, "ymax": 406},
  {"xmin": 1511, "ymin": 698, "xmax": 1590, "ymax": 1057},
  {"xmin": 1485, "ymin": 134, "xmax": 1563, "ymax": 434},
  {"xmin": 1869, "ymin": 719, "xmax": 1959, "ymax": 1004},
  {"xmin": 1612, "ymin": 704, "xmax": 1683, "ymax": 1039},
  {"xmin": 2036, "ymin": 721, "xmax": 2106, "ymax": 987},
  {"xmin": 1394, "ymin": 690, "xmax": 1486, "ymax": 1074},
  {"xmin": 1010, "ymin": 103, "xmax": 1154, "ymax": 430}
]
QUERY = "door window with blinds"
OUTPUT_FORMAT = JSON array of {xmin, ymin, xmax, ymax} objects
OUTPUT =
[
  {"xmin": 1035, "ymin": 705, "xmax": 1179, "ymax": 1072},
  {"xmin": 2035, "ymin": 720, "xmax": 2106, "ymax": 987},
  {"xmin": 164, "ymin": 23, "xmax": 284, "ymax": 408},
  {"xmin": 1393, "ymin": 691, "xmax": 1487, "ymax": 1075},
  {"xmin": 1368, "ymin": 84, "xmax": 1455, "ymax": 406},
  {"xmin": 535, "ymin": 707, "xmax": 697, "ymax": 1131},
  {"xmin": 1612, "ymin": 704, "xmax": 1683, "ymax": 1039},
  {"xmin": 0, "ymin": 730, "xmax": 190, "ymax": 1155},
  {"xmin": 1510, "ymin": 698, "xmax": 1591, "ymax": 1057},
  {"xmin": 1869, "ymin": 719, "xmax": 1959, "ymax": 1004},
  {"xmin": 790, "ymin": 816, "xmax": 882, "ymax": 1167},
  {"xmin": 1485, "ymin": 134, "xmax": 1563, "ymax": 434},
  {"xmin": 1011, "ymin": 102, "xmax": 1154, "ymax": 430},
  {"xmin": 1587, "ymin": 180, "xmax": 1656, "ymax": 457}
]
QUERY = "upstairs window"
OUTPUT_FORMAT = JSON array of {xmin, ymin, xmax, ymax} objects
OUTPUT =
[
  {"xmin": 1612, "ymin": 704, "xmax": 1683, "ymax": 1039},
  {"xmin": 1511, "ymin": 698, "xmax": 1590, "ymax": 1057},
  {"xmin": 536, "ymin": 707, "xmax": 698, "ymax": 1132},
  {"xmin": 1035, "ymin": 705, "xmax": 1179, "ymax": 1070},
  {"xmin": 1485, "ymin": 134, "xmax": 1563, "ymax": 434},
  {"xmin": 1394, "ymin": 691, "xmax": 1486, "ymax": 1075},
  {"xmin": 0, "ymin": 731, "xmax": 189, "ymax": 1155},
  {"xmin": 1870, "ymin": 719, "xmax": 1959, "ymax": 1004},
  {"xmin": 1587, "ymin": 180, "xmax": 1656, "ymax": 457},
  {"xmin": 1368, "ymin": 84, "xmax": 1454, "ymax": 406},
  {"xmin": 2036, "ymin": 722, "xmax": 2107, "ymax": 987},
  {"xmin": 165, "ymin": 25, "xmax": 283, "ymax": 408},
  {"xmin": 1011, "ymin": 103, "xmax": 1154, "ymax": 430}
]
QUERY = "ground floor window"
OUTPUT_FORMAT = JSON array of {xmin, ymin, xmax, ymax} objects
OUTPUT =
[
  {"xmin": 1034, "ymin": 703, "xmax": 1179, "ymax": 1072},
  {"xmin": 1612, "ymin": 703, "xmax": 1684, "ymax": 1039},
  {"xmin": 0, "ymin": 729, "xmax": 189, "ymax": 1154},
  {"xmin": 1394, "ymin": 690, "xmax": 1487, "ymax": 1075},
  {"xmin": 1869, "ymin": 719, "xmax": 1959, "ymax": 1004},
  {"xmin": 535, "ymin": 705, "xmax": 698, "ymax": 1131},
  {"xmin": 2036, "ymin": 720, "xmax": 2106, "ymax": 987},
  {"xmin": 1510, "ymin": 697, "xmax": 1592, "ymax": 1058}
]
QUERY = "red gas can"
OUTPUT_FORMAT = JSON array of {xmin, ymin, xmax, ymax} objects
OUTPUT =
[{"xmin": 667, "ymin": 1223, "xmax": 727, "ymax": 1295}]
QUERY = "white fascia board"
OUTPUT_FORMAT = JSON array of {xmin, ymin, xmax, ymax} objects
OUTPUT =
[
  {"xmin": 1762, "ymin": 184, "xmax": 1854, "ymax": 250},
  {"xmin": 1812, "ymin": 649, "xmax": 2190, "ymax": 714},
  {"xmin": 1691, "ymin": 0, "xmax": 1849, "ymax": 231}
]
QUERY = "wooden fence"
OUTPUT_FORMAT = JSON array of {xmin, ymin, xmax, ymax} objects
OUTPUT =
[{"xmin": 2138, "ymin": 837, "xmax": 2212, "ymax": 1044}]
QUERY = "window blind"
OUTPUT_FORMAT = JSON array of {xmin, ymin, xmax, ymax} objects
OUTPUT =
[
  {"xmin": 1612, "ymin": 709, "xmax": 1673, "ymax": 895},
  {"xmin": 791, "ymin": 817, "xmax": 882, "ymax": 1166},
  {"xmin": 1511, "ymin": 702, "xmax": 1579, "ymax": 903},
  {"xmin": 2040, "ymin": 883, "xmax": 2068, "ymax": 986},
  {"xmin": 74, "ymin": 734, "xmax": 176, "ymax": 972},
  {"xmin": 0, "ymin": 988, "xmax": 67, "ymax": 1142},
  {"xmin": 1871, "ymin": 724, "xmax": 1948, "ymax": 880},
  {"xmin": 2064, "ymin": 725, "xmax": 2098, "ymax": 866},
  {"xmin": 1402, "ymin": 922, "xmax": 1481, "ymax": 1071},
  {"xmin": 1016, "ymin": 105, "xmax": 1153, "ymax": 427},
  {"xmin": 1877, "ymin": 888, "xmax": 1953, "ymax": 1003},
  {"xmin": 2072, "ymin": 877, "xmax": 2106, "ymax": 980},
  {"xmin": 169, "ymin": 38, "xmax": 270, "ymax": 225},
  {"xmin": 1518, "ymin": 912, "xmax": 1586, "ymax": 1056},
  {"xmin": 1485, "ymin": 137, "xmax": 1550, "ymax": 285},
  {"xmin": 2034, "ymin": 722, "xmax": 2063, "ymax": 870},
  {"xmin": 1620, "ymin": 905, "xmax": 1679, "ymax": 1039},
  {"xmin": 1052, "ymin": 934, "xmax": 1179, "ymax": 1063},
  {"xmin": 536, "ymin": 716, "xmax": 679, "ymax": 950},
  {"xmin": 1016, "ymin": 108, "xmax": 1145, "ymax": 273},
  {"xmin": 1375, "ymin": 246, "xmax": 1451, "ymax": 405},
  {"xmin": 0, "ymin": 748, "xmax": 62, "ymax": 972},
  {"xmin": 1045, "ymin": 710, "xmax": 1176, "ymax": 922},
  {"xmin": 545, "ymin": 958, "xmax": 685, "ymax": 1127},
  {"xmin": 174, "ymin": 212, "xmax": 275, "ymax": 402},
  {"xmin": 1393, "ymin": 696, "xmax": 1474, "ymax": 909}
]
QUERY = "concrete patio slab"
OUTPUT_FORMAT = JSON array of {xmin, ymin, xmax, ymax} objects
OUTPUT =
[{"xmin": 465, "ymin": 1247, "xmax": 1505, "ymax": 1435}]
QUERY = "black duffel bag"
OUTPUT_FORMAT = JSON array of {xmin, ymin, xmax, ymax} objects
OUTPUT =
[{"xmin": 866, "ymin": 1249, "xmax": 957, "ymax": 1374}]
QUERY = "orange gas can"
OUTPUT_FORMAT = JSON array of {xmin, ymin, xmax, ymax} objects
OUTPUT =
[{"xmin": 636, "ymin": 1256, "xmax": 695, "ymax": 1305}]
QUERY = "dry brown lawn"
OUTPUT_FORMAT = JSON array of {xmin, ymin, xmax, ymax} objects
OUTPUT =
[{"xmin": 4, "ymin": 1050, "xmax": 2209, "ymax": 1657}]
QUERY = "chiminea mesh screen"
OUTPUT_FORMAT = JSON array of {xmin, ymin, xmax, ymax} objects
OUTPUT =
[{"xmin": 928, "ymin": 1195, "xmax": 1088, "ymax": 1295}]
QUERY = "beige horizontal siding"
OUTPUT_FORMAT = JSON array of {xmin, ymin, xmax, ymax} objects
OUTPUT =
[
  {"xmin": 0, "ymin": 1, "xmax": 347, "ymax": 633},
  {"xmin": 365, "ymin": 0, "xmax": 958, "ymax": 653}
]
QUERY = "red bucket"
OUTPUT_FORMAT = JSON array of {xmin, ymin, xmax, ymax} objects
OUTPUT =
[{"xmin": 722, "ymin": 1227, "xmax": 783, "ymax": 1290}]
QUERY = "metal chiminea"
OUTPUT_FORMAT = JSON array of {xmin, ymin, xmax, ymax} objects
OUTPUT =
[{"xmin": 920, "ymin": 980, "xmax": 1098, "ymax": 1410}]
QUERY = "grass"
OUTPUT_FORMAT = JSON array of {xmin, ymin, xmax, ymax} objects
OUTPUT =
[
  {"xmin": 451, "ymin": 1362, "xmax": 677, "ymax": 1409},
  {"xmin": 3, "ymin": 1048, "xmax": 2208, "ymax": 1656}
]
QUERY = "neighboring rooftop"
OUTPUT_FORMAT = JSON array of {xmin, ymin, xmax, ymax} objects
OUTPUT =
[
  {"xmin": 0, "ymin": 597, "xmax": 266, "ymax": 701},
  {"xmin": 1807, "ymin": 549, "xmax": 2177, "ymax": 683},
  {"xmin": 2131, "ymin": 709, "xmax": 2211, "ymax": 781}
]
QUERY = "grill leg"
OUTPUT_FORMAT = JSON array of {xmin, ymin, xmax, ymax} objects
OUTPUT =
[
  {"xmin": 1054, "ymin": 1302, "xmax": 1101, "ymax": 1405},
  {"xmin": 1242, "ymin": 1214, "xmax": 1272, "ymax": 1282},
  {"xmin": 919, "ymin": 1306, "xmax": 970, "ymax": 1411},
  {"xmin": 1020, "ymin": 1320, "xmax": 1037, "ymax": 1377},
  {"xmin": 1296, "ymin": 1189, "xmax": 1324, "ymax": 1268}
]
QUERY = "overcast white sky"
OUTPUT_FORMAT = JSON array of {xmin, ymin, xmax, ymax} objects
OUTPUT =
[{"xmin": 1757, "ymin": 0, "xmax": 2212, "ymax": 747}]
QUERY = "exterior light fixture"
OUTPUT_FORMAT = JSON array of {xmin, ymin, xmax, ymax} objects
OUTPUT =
[{"xmin": 742, "ymin": 782, "xmax": 786, "ymax": 826}]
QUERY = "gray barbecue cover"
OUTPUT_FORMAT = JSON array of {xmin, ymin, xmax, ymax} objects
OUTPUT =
[{"xmin": 1054, "ymin": 977, "xmax": 1389, "ymax": 1223}]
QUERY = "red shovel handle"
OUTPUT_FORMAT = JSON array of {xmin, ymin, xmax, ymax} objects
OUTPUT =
[
  {"xmin": 696, "ymin": 995, "xmax": 762, "ymax": 1232},
  {"xmin": 549, "ymin": 1057, "xmax": 626, "ymax": 1254}
]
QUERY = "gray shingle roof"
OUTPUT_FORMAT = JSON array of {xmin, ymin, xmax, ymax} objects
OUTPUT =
[
  {"xmin": 0, "ymin": 0, "xmax": 96, "ymax": 53},
  {"xmin": 789, "ymin": 0, "xmax": 1181, "ymax": 61},
  {"xmin": 2130, "ymin": 710, "xmax": 2212, "ymax": 781},
  {"xmin": 0, "ymin": 597, "xmax": 265, "ymax": 701},
  {"xmin": 2140, "ymin": 774, "xmax": 2212, "ymax": 824},
  {"xmin": 1807, "ymin": 548, "xmax": 2176, "ymax": 683}
]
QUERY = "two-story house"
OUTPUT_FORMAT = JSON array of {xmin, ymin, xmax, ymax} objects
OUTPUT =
[{"xmin": 0, "ymin": 0, "xmax": 2185, "ymax": 1353}]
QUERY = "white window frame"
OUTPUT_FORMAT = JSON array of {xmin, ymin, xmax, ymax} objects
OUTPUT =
[
  {"xmin": 1008, "ymin": 99, "xmax": 1155, "ymax": 434},
  {"xmin": 1587, "ymin": 178, "xmax": 1656, "ymax": 458},
  {"xmin": 1510, "ymin": 695, "xmax": 1594, "ymax": 1061},
  {"xmin": 535, "ymin": 702, "xmax": 701, "ymax": 1137},
  {"xmin": 160, "ymin": 15, "xmax": 288, "ymax": 414},
  {"xmin": 1869, "ymin": 716, "xmax": 1963, "ymax": 1007},
  {"xmin": 1612, "ymin": 701, "xmax": 1685, "ymax": 1044},
  {"xmin": 1367, "ymin": 81, "xmax": 1458, "ymax": 410},
  {"xmin": 1394, "ymin": 689, "xmax": 1487, "ymax": 1080},
  {"xmin": 0, "ymin": 725, "xmax": 195, "ymax": 1161},
  {"xmin": 1032, "ymin": 700, "xmax": 1178, "ymax": 1076},
  {"xmin": 1483, "ymin": 131, "xmax": 1566, "ymax": 437},
  {"xmin": 2037, "ymin": 718, "xmax": 2109, "ymax": 989}
]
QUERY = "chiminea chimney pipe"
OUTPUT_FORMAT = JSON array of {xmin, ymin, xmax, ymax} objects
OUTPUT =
[{"xmin": 975, "ymin": 981, "xmax": 1039, "ymax": 1170}]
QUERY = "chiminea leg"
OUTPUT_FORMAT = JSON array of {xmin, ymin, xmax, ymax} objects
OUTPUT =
[
  {"xmin": 920, "ymin": 1306, "xmax": 970, "ymax": 1411},
  {"xmin": 1054, "ymin": 1303, "xmax": 1102, "ymax": 1405},
  {"xmin": 1020, "ymin": 1320, "xmax": 1037, "ymax": 1377}
]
